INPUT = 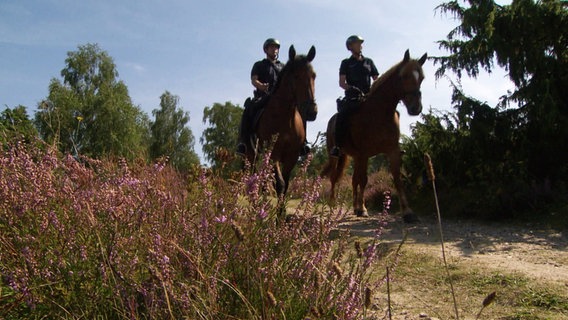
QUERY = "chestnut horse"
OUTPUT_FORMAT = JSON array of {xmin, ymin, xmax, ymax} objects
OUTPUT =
[
  {"xmin": 245, "ymin": 45, "xmax": 317, "ymax": 201},
  {"xmin": 321, "ymin": 50, "xmax": 427, "ymax": 222}
]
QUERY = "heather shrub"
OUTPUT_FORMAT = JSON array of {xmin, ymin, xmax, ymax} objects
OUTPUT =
[
  {"xmin": 363, "ymin": 168, "xmax": 396, "ymax": 211},
  {"xmin": 0, "ymin": 142, "xmax": 394, "ymax": 319}
]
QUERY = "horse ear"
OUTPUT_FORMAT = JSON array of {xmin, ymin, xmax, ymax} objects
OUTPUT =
[
  {"xmin": 403, "ymin": 49, "xmax": 410, "ymax": 62},
  {"xmin": 289, "ymin": 45, "xmax": 296, "ymax": 60},
  {"xmin": 418, "ymin": 53, "xmax": 428, "ymax": 66},
  {"xmin": 307, "ymin": 46, "xmax": 316, "ymax": 62}
]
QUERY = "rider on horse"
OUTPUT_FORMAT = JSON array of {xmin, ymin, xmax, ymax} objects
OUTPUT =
[
  {"xmin": 330, "ymin": 35, "xmax": 379, "ymax": 158},
  {"xmin": 236, "ymin": 38, "xmax": 284, "ymax": 156},
  {"xmin": 236, "ymin": 38, "xmax": 311, "ymax": 157}
]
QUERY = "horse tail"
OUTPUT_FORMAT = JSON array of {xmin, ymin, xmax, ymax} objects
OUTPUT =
[
  {"xmin": 321, "ymin": 114, "xmax": 338, "ymax": 178},
  {"xmin": 334, "ymin": 154, "xmax": 348, "ymax": 182}
]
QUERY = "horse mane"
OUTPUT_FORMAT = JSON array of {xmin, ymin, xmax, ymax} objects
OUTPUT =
[{"xmin": 368, "ymin": 59, "xmax": 405, "ymax": 96}]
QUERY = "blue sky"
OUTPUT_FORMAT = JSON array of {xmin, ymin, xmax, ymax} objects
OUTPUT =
[{"xmin": 1, "ymin": 0, "xmax": 513, "ymax": 162}]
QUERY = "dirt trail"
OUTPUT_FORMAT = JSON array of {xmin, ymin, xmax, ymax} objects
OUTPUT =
[{"xmin": 339, "ymin": 214, "xmax": 568, "ymax": 286}]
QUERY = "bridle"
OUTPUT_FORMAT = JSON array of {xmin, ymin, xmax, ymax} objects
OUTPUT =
[
  {"xmin": 400, "ymin": 67, "xmax": 423, "ymax": 115},
  {"xmin": 279, "ymin": 60, "xmax": 316, "ymax": 111}
]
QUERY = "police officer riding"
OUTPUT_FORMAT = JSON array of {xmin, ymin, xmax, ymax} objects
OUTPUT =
[
  {"xmin": 236, "ymin": 38, "xmax": 284, "ymax": 156},
  {"xmin": 237, "ymin": 38, "xmax": 311, "ymax": 157},
  {"xmin": 331, "ymin": 35, "xmax": 379, "ymax": 158}
]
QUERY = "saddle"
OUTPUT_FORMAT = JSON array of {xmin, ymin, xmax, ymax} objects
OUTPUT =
[
  {"xmin": 336, "ymin": 95, "xmax": 364, "ymax": 114},
  {"xmin": 244, "ymin": 96, "xmax": 269, "ymax": 130},
  {"xmin": 240, "ymin": 96, "xmax": 270, "ymax": 154},
  {"xmin": 334, "ymin": 94, "xmax": 365, "ymax": 146}
]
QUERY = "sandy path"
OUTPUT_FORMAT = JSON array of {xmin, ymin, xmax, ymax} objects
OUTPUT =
[{"xmin": 339, "ymin": 214, "xmax": 568, "ymax": 286}]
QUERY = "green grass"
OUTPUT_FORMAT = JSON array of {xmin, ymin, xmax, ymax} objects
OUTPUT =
[{"xmin": 373, "ymin": 249, "xmax": 568, "ymax": 319}]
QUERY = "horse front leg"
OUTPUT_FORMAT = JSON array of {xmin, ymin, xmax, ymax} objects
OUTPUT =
[
  {"xmin": 273, "ymin": 162, "xmax": 285, "ymax": 197},
  {"xmin": 352, "ymin": 157, "xmax": 369, "ymax": 217},
  {"xmin": 387, "ymin": 150, "xmax": 419, "ymax": 223},
  {"xmin": 328, "ymin": 157, "xmax": 340, "ymax": 204},
  {"xmin": 273, "ymin": 162, "xmax": 287, "ymax": 220}
]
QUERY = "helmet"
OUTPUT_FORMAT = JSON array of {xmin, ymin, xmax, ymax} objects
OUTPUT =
[
  {"xmin": 346, "ymin": 35, "xmax": 364, "ymax": 50},
  {"xmin": 263, "ymin": 38, "xmax": 281, "ymax": 50}
]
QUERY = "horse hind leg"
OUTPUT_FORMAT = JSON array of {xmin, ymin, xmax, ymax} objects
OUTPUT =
[
  {"xmin": 328, "ymin": 159, "xmax": 339, "ymax": 203},
  {"xmin": 352, "ymin": 157, "xmax": 369, "ymax": 217},
  {"xmin": 387, "ymin": 150, "xmax": 419, "ymax": 223},
  {"xmin": 323, "ymin": 153, "xmax": 348, "ymax": 204}
]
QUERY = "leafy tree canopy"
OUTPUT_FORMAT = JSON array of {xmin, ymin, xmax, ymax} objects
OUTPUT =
[
  {"xmin": 432, "ymin": 0, "xmax": 568, "ymax": 180},
  {"xmin": 1, "ymin": 105, "xmax": 38, "ymax": 145},
  {"xmin": 199, "ymin": 101, "xmax": 243, "ymax": 176},
  {"xmin": 150, "ymin": 91, "xmax": 200, "ymax": 172},
  {"xmin": 403, "ymin": 0, "xmax": 568, "ymax": 218},
  {"xmin": 35, "ymin": 43, "xmax": 150, "ymax": 160},
  {"xmin": 200, "ymin": 101, "xmax": 242, "ymax": 170},
  {"xmin": 434, "ymin": 0, "xmax": 567, "ymax": 108}
]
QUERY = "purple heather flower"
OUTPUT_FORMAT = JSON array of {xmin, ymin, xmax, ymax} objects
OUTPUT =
[
  {"xmin": 214, "ymin": 215, "xmax": 228, "ymax": 223},
  {"xmin": 258, "ymin": 207, "xmax": 268, "ymax": 220}
]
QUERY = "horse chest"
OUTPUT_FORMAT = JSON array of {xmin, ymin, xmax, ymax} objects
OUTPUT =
[{"xmin": 348, "ymin": 117, "xmax": 398, "ymax": 154}]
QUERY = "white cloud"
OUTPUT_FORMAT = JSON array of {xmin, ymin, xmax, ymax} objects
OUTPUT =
[{"xmin": 123, "ymin": 62, "xmax": 146, "ymax": 74}]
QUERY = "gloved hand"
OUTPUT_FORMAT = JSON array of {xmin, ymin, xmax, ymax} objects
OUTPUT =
[{"xmin": 346, "ymin": 86, "xmax": 363, "ymax": 97}]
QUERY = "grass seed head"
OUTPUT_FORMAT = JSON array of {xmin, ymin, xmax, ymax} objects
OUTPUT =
[
  {"xmin": 483, "ymin": 291, "xmax": 497, "ymax": 307},
  {"xmin": 231, "ymin": 223, "xmax": 244, "ymax": 242},
  {"xmin": 332, "ymin": 262, "xmax": 343, "ymax": 278},
  {"xmin": 355, "ymin": 240, "xmax": 363, "ymax": 258},
  {"xmin": 364, "ymin": 287, "xmax": 372, "ymax": 308},
  {"xmin": 424, "ymin": 153, "xmax": 436, "ymax": 182},
  {"xmin": 267, "ymin": 290, "xmax": 277, "ymax": 307}
]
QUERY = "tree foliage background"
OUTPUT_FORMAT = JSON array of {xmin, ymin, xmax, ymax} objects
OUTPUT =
[
  {"xmin": 150, "ymin": 91, "xmax": 200, "ymax": 172},
  {"xmin": 34, "ymin": 44, "xmax": 151, "ymax": 160},
  {"xmin": 0, "ymin": 106, "xmax": 38, "ymax": 145},
  {"xmin": 402, "ymin": 0, "xmax": 568, "ymax": 219},
  {"xmin": 200, "ymin": 101, "xmax": 243, "ymax": 172}
]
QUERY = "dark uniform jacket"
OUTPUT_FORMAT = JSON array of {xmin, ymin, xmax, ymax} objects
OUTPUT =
[
  {"xmin": 251, "ymin": 58, "xmax": 284, "ymax": 99},
  {"xmin": 339, "ymin": 55, "xmax": 379, "ymax": 96}
]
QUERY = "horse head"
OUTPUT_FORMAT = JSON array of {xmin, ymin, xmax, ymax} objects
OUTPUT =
[
  {"xmin": 284, "ymin": 45, "xmax": 317, "ymax": 120},
  {"xmin": 399, "ymin": 49, "xmax": 427, "ymax": 116}
]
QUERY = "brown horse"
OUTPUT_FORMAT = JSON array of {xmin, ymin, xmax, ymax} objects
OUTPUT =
[
  {"xmin": 245, "ymin": 45, "xmax": 317, "ymax": 200},
  {"xmin": 321, "ymin": 49, "xmax": 427, "ymax": 222}
]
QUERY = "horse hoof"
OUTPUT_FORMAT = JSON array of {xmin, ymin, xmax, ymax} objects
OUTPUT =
[
  {"xmin": 355, "ymin": 210, "xmax": 369, "ymax": 218},
  {"xmin": 403, "ymin": 212, "xmax": 420, "ymax": 224}
]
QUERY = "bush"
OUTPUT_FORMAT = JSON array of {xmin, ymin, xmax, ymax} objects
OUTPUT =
[
  {"xmin": 363, "ymin": 169, "xmax": 396, "ymax": 212},
  {"xmin": 0, "ymin": 142, "xmax": 394, "ymax": 319}
]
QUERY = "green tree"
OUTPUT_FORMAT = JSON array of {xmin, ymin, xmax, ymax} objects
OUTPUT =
[
  {"xmin": 150, "ymin": 91, "xmax": 200, "ymax": 172},
  {"xmin": 403, "ymin": 0, "xmax": 568, "ymax": 218},
  {"xmin": 433, "ymin": 0, "xmax": 568, "ymax": 184},
  {"xmin": 0, "ymin": 105, "xmax": 38, "ymax": 144},
  {"xmin": 35, "ymin": 43, "xmax": 150, "ymax": 160},
  {"xmin": 200, "ymin": 101, "xmax": 242, "ymax": 170}
]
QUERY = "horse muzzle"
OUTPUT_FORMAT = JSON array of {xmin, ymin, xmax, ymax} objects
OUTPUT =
[
  {"xmin": 407, "ymin": 102, "xmax": 422, "ymax": 116},
  {"xmin": 403, "ymin": 90, "xmax": 422, "ymax": 116},
  {"xmin": 300, "ymin": 100, "xmax": 318, "ymax": 121}
]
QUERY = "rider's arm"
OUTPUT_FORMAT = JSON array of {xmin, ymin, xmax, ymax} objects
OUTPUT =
[
  {"xmin": 251, "ymin": 75, "xmax": 269, "ymax": 92},
  {"xmin": 339, "ymin": 74, "xmax": 350, "ymax": 90}
]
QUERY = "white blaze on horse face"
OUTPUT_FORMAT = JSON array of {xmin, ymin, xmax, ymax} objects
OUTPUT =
[{"xmin": 412, "ymin": 70, "xmax": 420, "ymax": 82}]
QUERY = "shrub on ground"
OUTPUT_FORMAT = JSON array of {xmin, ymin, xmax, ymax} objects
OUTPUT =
[{"xmin": 0, "ymin": 143, "xmax": 394, "ymax": 319}]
